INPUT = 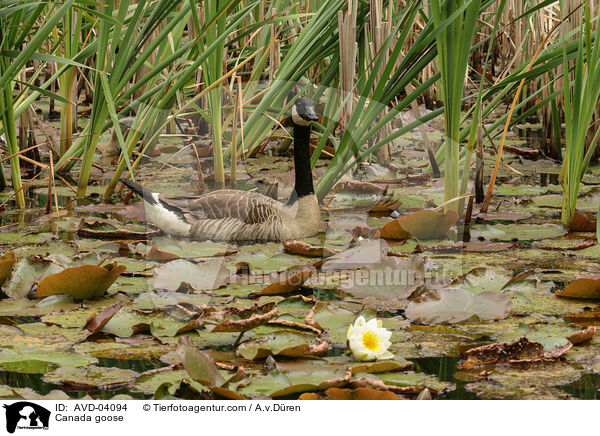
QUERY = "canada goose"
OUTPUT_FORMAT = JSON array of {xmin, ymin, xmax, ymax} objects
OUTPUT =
[{"xmin": 121, "ymin": 97, "xmax": 321, "ymax": 243}]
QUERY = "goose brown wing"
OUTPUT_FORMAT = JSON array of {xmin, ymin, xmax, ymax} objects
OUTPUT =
[{"xmin": 186, "ymin": 190, "xmax": 281, "ymax": 221}]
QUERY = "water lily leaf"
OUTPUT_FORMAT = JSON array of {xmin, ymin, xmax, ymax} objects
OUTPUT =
[
  {"xmin": 340, "ymin": 256, "xmax": 425, "ymax": 300},
  {"xmin": 556, "ymin": 277, "xmax": 600, "ymax": 299},
  {"xmin": 43, "ymin": 365, "xmax": 138, "ymax": 388},
  {"xmin": 146, "ymin": 245, "xmax": 180, "ymax": 261},
  {"xmin": 405, "ymin": 288, "xmax": 512, "ymax": 325},
  {"xmin": 470, "ymin": 223, "xmax": 565, "ymax": 241},
  {"xmin": 77, "ymin": 219, "xmax": 161, "ymax": 239},
  {"xmin": 458, "ymin": 336, "xmax": 572, "ymax": 369},
  {"xmin": 236, "ymin": 331, "xmax": 327, "ymax": 360},
  {"xmin": 177, "ymin": 336, "xmax": 225, "ymax": 386},
  {"xmin": 377, "ymin": 209, "xmax": 459, "ymax": 240},
  {"xmin": 238, "ymin": 366, "xmax": 349, "ymax": 398},
  {"xmin": 84, "ymin": 302, "xmax": 126, "ymax": 335},
  {"xmin": 252, "ymin": 267, "xmax": 315, "ymax": 297},
  {"xmin": 348, "ymin": 359, "xmax": 412, "ymax": 374},
  {"xmin": 234, "ymin": 252, "xmax": 300, "ymax": 273},
  {"xmin": 568, "ymin": 326, "xmax": 597, "ymax": 344},
  {"xmin": 208, "ymin": 303, "xmax": 278, "ymax": 333},
  {"xmin": 4, "ymin": 258, "xmax": 63, "ymax": 298},
  {"xmin": 0, "ymin": 349, "xmax": 97, "ymax": 374},
  {"xmin": 283, "ymin": 240, "xmax": 339, "ymax": 258},
  {"xmin": 452, "ymin": 268, "xmax": 511, "ymax": 295},
  {"xmin": 569, "ymin": 211, "xmax": 597, "ymax": 232},
  {"xmin": 0, "ymin": 252, "xmax": 15, "ymax": 287},
  {"xmin": 299, "ymin": 387, "xmax": 401, "ymax": 400},
  {"xmin": 476, "ymin": 211, "xmax": 532, "ymax": 222},
  {"xmin": 321, "ymin": 239, "xmax": 388, "ymax": 271},
  {"xmin": 35, "ymin": 263, "xmax": 125, "ymax": 300},
  {"xmin": 153, "ymin": 259, "xmax": 229, "ymax": 291},
  {"xmin": 138, "ymin": 238, "xmax": 236, "ymax": 259}
]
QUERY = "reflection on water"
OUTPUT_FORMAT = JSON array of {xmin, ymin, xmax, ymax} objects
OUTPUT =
[
  {"xmin": 410, "ymin": 356, "xmax": 480, "ymax": 400},
  {"xmin": 560, "ymin": 373, "xmax": 600, "ymax": 400}
]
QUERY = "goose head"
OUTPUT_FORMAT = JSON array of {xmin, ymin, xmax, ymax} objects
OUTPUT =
[{"xmin": 291, "ymin": 97, "xmax": 318, "ymax": 126}]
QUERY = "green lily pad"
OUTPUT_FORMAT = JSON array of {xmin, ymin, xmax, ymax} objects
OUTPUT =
[
  {"xmin": 0, "ymin": 349, "xmax": 97, "ymax": 374},
  {"xmin": 43, "ymin": 365, "xmax": 138, "ymax": 388},
  {"xmin": 470, "ymin": 224, "xmax": 565, "ymax": 242},
  {"xmin": 236, "ymin": 330, "xmax": 325, "ymax": 360}
]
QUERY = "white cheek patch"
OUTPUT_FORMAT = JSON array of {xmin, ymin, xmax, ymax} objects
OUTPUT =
[{"xmin": 292, "ymin": 105, "xmax": 311, "ymax": 126}]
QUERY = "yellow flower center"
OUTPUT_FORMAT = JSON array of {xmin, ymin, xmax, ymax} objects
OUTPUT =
[{"xmin": 362, "ymin": 331, "xmax": 380, "ymax": 352}]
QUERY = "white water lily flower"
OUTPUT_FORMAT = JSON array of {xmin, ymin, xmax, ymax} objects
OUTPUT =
[{"xmin": 346, "ymin": 316, "xmax": 394, "ymax": 361}]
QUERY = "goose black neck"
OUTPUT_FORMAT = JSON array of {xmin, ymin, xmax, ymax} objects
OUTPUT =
[{"xmin": 292, "ymin": 123, "xmax": 314, "ymax": 201}]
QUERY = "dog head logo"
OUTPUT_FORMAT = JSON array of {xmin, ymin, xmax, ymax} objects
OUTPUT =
[{"xmin": 3, "ymin": 402, "xmax": 50, "ymax": 433}]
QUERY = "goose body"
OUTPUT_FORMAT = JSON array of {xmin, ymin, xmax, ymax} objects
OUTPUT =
[{"xmin": 122, "ymin": 97, "xmax": 321, "ymax": 243}]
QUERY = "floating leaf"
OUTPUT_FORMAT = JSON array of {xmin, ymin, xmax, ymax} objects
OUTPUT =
[
  {"xmin": 35, "ymin": 263, "xmax": 126, "ymax": 300},
  {"xmin": 283, "ymin": 240, "xmax": 339, "ymax": 258},
  {"xmin": 569, "ymin": 211, "xmax": 597, "ymax": 232},
  {"xmin": 405, "ymin": 288, "xmax": 512, "ymax": 325},
  {"xmin": 84, "ymin": 302, "xmax": 126, "ymax": 336},
  {"xmin": 252, "ymin": 267, "xmax": 315, "ymax": 297},
  {"xmin": 177, "ymin": 336, "xmax": 225, "ymax": 386},
  {"xmin": 568, "ymin": 326, "xmax": 597, "ymax": 345},
  {"xmin": 209, "ymin": 303, "xmax": 278, "ymax": 333},
  {"xmin": 458, "ymin": 337, "xmax": 572, "ymax": 369},
  {"xmin": 236, "ymin": 331, "xmax": 328, "ymax": 360},
  {"xmin": 43, "ymin": 365, "xmax": 138, "ymax": 388},
  {"xmin": 556, "ymin": 277, "xmax": 600, "ymax": 299},
  {"xmin": 321, "ymin": 239, "xmax": 388, "ymax": 271},
  {"xmin": 153, "ymin": 259, "xmax": 229, "ymax": 291},
  {"xmin": 0, "ymin": 252, "xmax": 15, "ymax": 287},
  {"xmin": 377, "ymin": 209, "xmax": 459, "ymax": 240},
  {"xmin": 299, "ymin": 387, "xmax": 400, "ymax": 400}
]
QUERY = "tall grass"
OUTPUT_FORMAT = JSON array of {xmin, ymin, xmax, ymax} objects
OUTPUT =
[
  {"xmin": 559, "ymin": 1, "xmax": 600, "ymax": 228},
  {"xmin": 430, "ymin": 0, "xmax": 482, "ymax": 214},
  {"xmin": 0, "ymin": 0, "xmax": 76, "ymax": 208}
]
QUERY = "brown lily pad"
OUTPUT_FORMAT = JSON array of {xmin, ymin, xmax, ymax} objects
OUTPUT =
[
  {"xmin": 0, "ymin": 252, "xmax": 15, "ymax": 287},
  {"xmin": 458, "ymin": 337, "xmax": 572, "ymax": 369},
  {"xmin": 556, "ymin": 277, "xmax": 600, "ymax": 299},
  {"xmin": 84, "ymin": 302, "xmax": 126, "ymax": 336},
  {"xmin": 251, "ymin": 267, "xmax": 315, "ymax": 297},
  {"xmin": 209, "ymin": 303, "xmax": 279, "ymax": 333},
  {"xmin": 569, "ymin": 211, "xmax": 597, "ymax": 232},
  {"xmin": 376, "ymin": 209, "xmax": 459, "ymax": 240},
  {"xmin": 568, "ymin": 326, "xmax": 597, "ymax": 345},
  {"xmin": 146, "ymin": 245, "xmax": 180, "ymax": 261},
  {"xmin": 282, "ymin": 240, "xmax": 339, "ymax": 258},
  {"xmin": 36, "ymin": 263, "xmax": 126, "ymax": 300},
  {"xmin": 299, "ymin": 387, "xmax": 401, "ymax": 400}
]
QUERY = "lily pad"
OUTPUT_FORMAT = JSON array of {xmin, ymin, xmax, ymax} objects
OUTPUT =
[{"xmin": 236, "ymin": 330, "xmax": 327, "ymax": 360}]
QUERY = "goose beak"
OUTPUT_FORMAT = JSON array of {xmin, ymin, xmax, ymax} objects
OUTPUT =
[{"xmin": 302, "ymin": 107, "xmax": 319, "ymax": 122}]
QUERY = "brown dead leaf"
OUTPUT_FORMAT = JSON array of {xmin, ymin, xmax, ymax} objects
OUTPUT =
[
  {"xmin": 282, "ymin": 240, "xmax": 339, "ymax": 258},
  {"xmin": 300, "ymin": 387, "xmax": 401, "ymax": 400},
  {"xmin": 0, "ymin": 252, "xmax": 15, "ymax": 287},
  {"xmin": 568, "ymin": 326, "xmax": 597, "ymax": 344},
  {"xmin": 348, "ymin": 377, "xmax": 430, "ymax": 394},
  {"xmin": 84, "ymin": 302, "xmax": 125, "ymax": 335},
  {"xmin": 556, "ymin": 277, "xmax": 600, "ymax": 299},
  {"xmin": 36, "ymin": 263, "xmax": 126, "ymax": 300},
  {"xmin": 267, "ymin": 319, "xmax": 321, "ymax": 334},
  {"xmin": 569, "ymin": 211, "xmax": 597, "ymax": 232},
  {"xmin": 377, "ymin": 209, "xmax": 459, "ymax": 240},
  {"xmin": 251, "ymin": 266, "xmax": 315, "ymax": 297},
  {"xmin": 458, "ymin": 337, "xmax": 572, "ymax": 369},
  {"xmin": 210, "ymin": 303, "xmax": 278, "ymax": 333},
  {"xmin": 146, "ymin": 245, "xmax": 180, "ymax": 261},
  {"xmin": 565, "ymin": 308, "xmax": 600, "ymax": 326}
]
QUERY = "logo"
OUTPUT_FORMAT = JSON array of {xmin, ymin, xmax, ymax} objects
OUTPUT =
[{"xmin": 3, "ymin": 402, "xmax": 50, "ymax": 433}]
